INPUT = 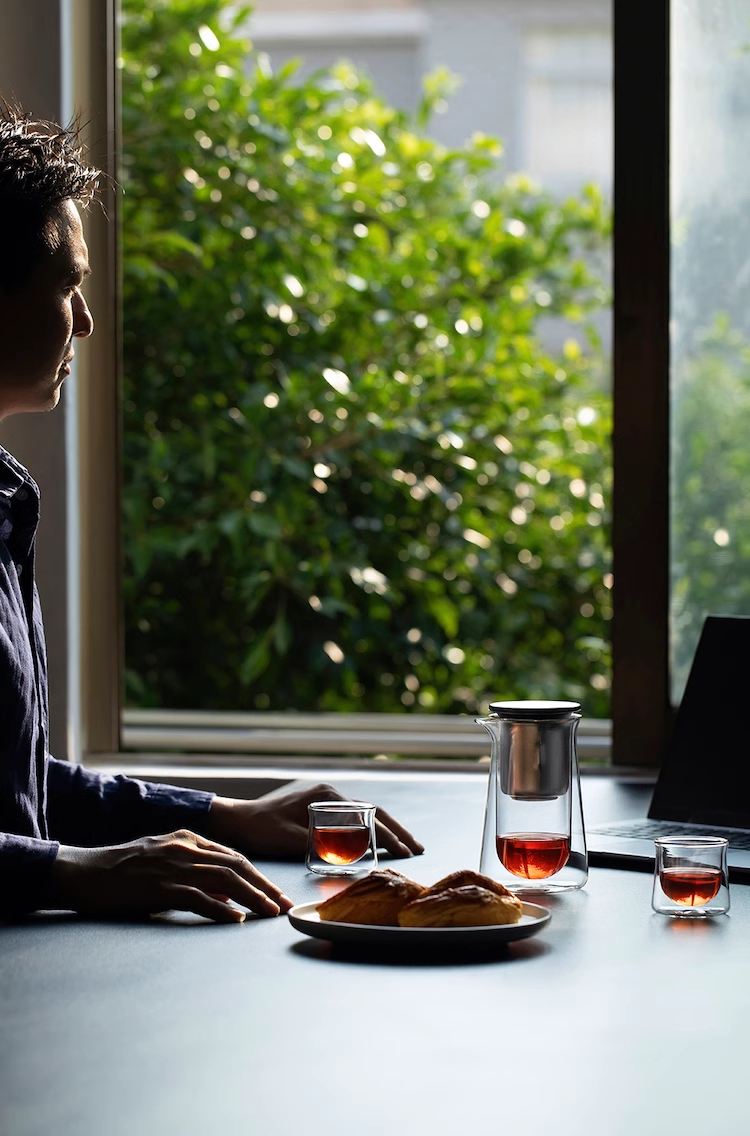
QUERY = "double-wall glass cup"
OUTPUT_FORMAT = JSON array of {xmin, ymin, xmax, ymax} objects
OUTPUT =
[
  {"xmin": 652, "ymin": 837, "xmax": 729, "ymax": 917},
  {"xmin": 306, "ymin": 801, "xmax": 378, "ymax": 876}
]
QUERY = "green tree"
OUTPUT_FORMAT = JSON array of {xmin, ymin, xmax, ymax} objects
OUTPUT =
[{"xmin": 121, "ymin": 0, "xmax": 612, "ymax": 716}]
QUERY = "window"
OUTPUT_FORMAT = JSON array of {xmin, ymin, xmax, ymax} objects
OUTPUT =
[
  {"xmin": 9, "ymin": 0, "xmax": 704, "ymax": 772},
  {"xmin": 670, "ymin": 1, "xmax": 750, "ymax": 700},
  {"xmin": 116, "ymin": 0, "xmax": 613, "ymax": 766}
]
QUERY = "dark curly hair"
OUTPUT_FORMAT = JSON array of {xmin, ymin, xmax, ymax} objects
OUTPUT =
[{"xmin": 0, "ymin": 103, "xmax": 100, "ymax": 290}]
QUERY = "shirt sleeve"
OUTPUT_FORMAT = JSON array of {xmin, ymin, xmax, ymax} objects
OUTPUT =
[
  {"xmin": 45, "ymin": 758, "xmax": 215, "ymax": 848},
  {"xmin": 0, "ymin": 832, "xmax": 59, "ymax": 916}
]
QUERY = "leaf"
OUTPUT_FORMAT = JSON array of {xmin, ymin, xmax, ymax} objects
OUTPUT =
[
  {"xmin": 239, "ymin": 631, "xmax": 273, "ymax": 685},
  {"xmin": 428, "ymin": 597, "xmax": 459, "ymax": 639},
  {"xmin": 247, "ymin": 513, "xmax": 283, "ymax": 539},
  {"xmin": 274, "ymin": 617, "xmax": 291, "ymax": 655},
  {"xmin": 280, "ymin": 457, "xmax": 311, "ymax": 479}
]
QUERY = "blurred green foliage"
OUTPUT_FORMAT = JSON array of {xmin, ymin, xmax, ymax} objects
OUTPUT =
[
  {"xmin": 121, "ymin": 0, "xmax": 612, "ymax": 716},
  {"xmin": 672, "ymin": 315, "xmax": 750, "ymax": 696}
]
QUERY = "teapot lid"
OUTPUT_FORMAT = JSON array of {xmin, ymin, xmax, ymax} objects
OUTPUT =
[{"xmin": 488, "ymin": 699, "xmax": 581, "ymax": 720}]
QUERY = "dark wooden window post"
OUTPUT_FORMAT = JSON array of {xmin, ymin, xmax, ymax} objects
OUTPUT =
[{"xmin": 612, "ymin": 0, "xmax": 671, "ymax": 767}]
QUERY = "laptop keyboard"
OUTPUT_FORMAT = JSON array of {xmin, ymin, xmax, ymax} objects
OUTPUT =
[{"xmin": 589, "ymin": 819, "xmax": 750, "ymax": 851}]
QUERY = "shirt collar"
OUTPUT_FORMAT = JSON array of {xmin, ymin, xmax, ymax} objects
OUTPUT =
[{"xmin": 0, "ymin": 447, "xmax": 38, "ymax": 501}]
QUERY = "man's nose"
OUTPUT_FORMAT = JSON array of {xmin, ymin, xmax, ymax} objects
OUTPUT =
[{"xmin": 73, "ymin": 291, "xmax": 94, "ymax": 339}]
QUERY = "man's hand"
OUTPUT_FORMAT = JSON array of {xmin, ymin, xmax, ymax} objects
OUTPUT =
[
  {"xmin": 52, "ymin": 829, "xmax": 294, "ymax": 923},
  {"xmin": 204, "ymin": 782, "xmax": 425, "ymax": 861}
]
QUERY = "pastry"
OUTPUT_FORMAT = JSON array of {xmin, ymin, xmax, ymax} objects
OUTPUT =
[
  {"xmin": 316, "ymin": 869, "xmax": 427, "ymax": 926},
  {"xmin": 398, "ymin": 884, "xmax": 523, "ymax": 928},
  {"xmin": 423, "ymin": 869, "xmax": 515, "ymax": 900}
]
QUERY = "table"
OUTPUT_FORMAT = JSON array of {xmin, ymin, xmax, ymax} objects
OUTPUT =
[{"xmin": 1, "ymin": 773, "xmax": 747, "ymax": 1136}]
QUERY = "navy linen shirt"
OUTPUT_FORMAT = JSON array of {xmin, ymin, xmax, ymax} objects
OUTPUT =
[{"xmin": 0, "ymin": 446, "xmax": 214, "ymax": 915}]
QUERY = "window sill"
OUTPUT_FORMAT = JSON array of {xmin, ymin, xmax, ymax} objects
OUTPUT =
[{"xmin": 120, "ymin": 709, "xmax": 612, "ymax": 762}]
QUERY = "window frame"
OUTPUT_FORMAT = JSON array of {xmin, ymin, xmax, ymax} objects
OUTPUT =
[
  {"xmin": 78, "ymin": 0, "xmax": 671, "ymax": 773},
  {"xmin": 69, "ymin": 0, "xmax": 122, "ymax": 759},
  {"xmin": 611, "ymin": 0, "xmax": 671, "ymax": 767}
]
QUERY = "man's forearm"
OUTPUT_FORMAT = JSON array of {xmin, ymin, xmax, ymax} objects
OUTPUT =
[{"xmin": 46, "ymin": 757, "xmax": 215, "ymax": 846}]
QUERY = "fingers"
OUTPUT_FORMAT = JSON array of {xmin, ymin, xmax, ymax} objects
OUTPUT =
[
  {"xmin": 173, "ymin": 831, "xmax": 294, "ymax": 911},
  {"xmin": 373, "ymin": 809, "xmax": 425, "ymax": 858},
  {"xmin": 299, "ymin": 783, "xmax": 342, "ymax": 804},
  {"xmin": 185, "ymin": 864, "xmax": 283, "ymax": 917},
  {"xmin": 211, "ymin": 850, "xmax": 292, "ymax": 909},
  {"xmin": 166, "ymin": 885, "xmax": 247, "ymax": 924}
]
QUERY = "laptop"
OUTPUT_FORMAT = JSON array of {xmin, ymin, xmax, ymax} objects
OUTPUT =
[{"xmin": 587, "ymin": 615, "xmax": 750, "ymax": 881}]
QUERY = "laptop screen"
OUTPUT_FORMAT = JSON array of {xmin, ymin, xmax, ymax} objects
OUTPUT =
[{"xmin": 649, "ymin": 615, "xmax": 750, "ymax": 828}]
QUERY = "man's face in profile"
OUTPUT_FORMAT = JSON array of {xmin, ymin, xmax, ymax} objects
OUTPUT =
[{"xmin": 0, "ymin": 198, "xmax": 93, "ymax": 420}]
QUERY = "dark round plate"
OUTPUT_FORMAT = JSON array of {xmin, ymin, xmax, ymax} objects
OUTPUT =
[{"xmin": 287, "ymin": 901, "xmax": 550, "ymax": 948}]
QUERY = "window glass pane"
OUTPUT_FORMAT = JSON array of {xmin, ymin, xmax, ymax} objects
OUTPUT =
[
  {"xmin": 523, "ymin": 31, "xmax": 612, "ymax": 197},
  {"xmin": 670, "ymin": 0, "xmax": 750, "ymax": 699},
  {"xmin": 120, "ymin": 0, "xmax": 612, "ymax": 721}
]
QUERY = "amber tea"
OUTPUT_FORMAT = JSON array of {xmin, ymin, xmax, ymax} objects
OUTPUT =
[
  {"xmin": 313, "ymin": 825, "xmax": 370, "ymax": 866},
  {"xmin": 497, "ymin": 833, "xmax": 570, "ymax": 880},
  {"xmin": 659, "ymin": 866, "xmax": 722, "ymax": 907}
]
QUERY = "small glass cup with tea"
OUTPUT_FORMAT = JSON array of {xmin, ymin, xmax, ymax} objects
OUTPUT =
[
  {"xmin": 652, "ymin": 836, "xmax": 729, "ymax": 917},
  {"xmin": 306, "ymin": 801, "xmax": 378, "ymax": 876}
]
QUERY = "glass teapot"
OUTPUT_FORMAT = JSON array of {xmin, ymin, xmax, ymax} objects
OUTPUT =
[{"xmin": 476, "ymin": 700, "xmax": 588, "ymax": 892}]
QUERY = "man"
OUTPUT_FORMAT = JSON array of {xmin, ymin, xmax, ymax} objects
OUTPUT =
[{"xmin": 0, "ymin": 107, "xmax": 422, "ymax": 922}]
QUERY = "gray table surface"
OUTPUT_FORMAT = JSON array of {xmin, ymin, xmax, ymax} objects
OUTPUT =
[{"xmin": 2, "ymin": 773, "xmax": 747, "ymax": 1136}]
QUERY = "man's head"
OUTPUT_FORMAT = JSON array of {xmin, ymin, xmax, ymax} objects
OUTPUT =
[{"xmin": 0, "ymin": 105, "xmax": 100, "ymax": 418}]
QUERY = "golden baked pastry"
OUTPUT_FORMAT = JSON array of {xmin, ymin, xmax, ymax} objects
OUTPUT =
[
  {"xmin": 424, "ymin": 869, "xmax": 515, "ymax": 900},
  {"xmin": 398, "ymin": 884, "xmax": 523, "ymax": 928},
  {"xmin": 316, "ymin": 869, "xmax": 427, "ymax": 926}
]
